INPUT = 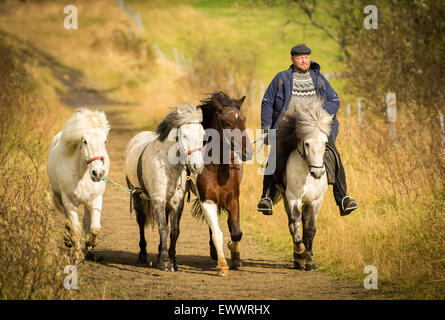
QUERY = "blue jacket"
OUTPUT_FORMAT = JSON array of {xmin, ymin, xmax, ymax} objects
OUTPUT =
[{"xmin": 261, "ymin": 61, "xmax": 340, "ymax": 142}]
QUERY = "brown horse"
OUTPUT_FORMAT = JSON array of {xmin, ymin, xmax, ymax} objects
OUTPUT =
[{"xmin": 192, "ymin": 91, "xmax": 253, "ymax": 276}]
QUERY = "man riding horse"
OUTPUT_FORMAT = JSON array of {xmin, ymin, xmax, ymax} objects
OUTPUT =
[{"xmin": 257, "ymin": 44, "xmax": 359, "ymax": 216}]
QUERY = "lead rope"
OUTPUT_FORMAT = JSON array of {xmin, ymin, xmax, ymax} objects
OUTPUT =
[
  {"xmin": 102, "ymin": 175, "xmax": 148, "ymax": 216},
  {"xmin": 102, "ymin": 175, "xmax": 135, "ymax": 195}
]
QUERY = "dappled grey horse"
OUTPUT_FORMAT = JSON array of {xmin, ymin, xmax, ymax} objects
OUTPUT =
[
  {"xmin": 274, "ymin": 97, "xmax": 334, "ymax": 270},
  {"xmin": 125, "ymin": 103, "xmax": 205, "ymax": 271}
]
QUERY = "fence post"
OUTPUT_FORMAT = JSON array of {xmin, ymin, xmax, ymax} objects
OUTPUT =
[
  {"xmin": 228, "ymin": 73, "xmax": 233, "ymax": 91},
  {"xmin": 250, "ymin": 78, "xmax": 257, "ymax": 109},
  {"xmin": 440, "ymin": 111, "xmax": 445, "ymax": 149},
  {"xmin": 242, "ymin": 87, "xmax": 247, "ymax": 100},
  {"xmin": 386, "ymin": 92, "xmax": 397, "ymax": 139},
  {"xmin": 152, "ymin": 43, "xmax": 167, "ymax": 60},
  {"xmin": 173, "ymin": 48, "xmax": 181, "ymax": 70},
  {"xmin": 180, "ymin": 53, "xmax": 186, "ymax": 71}
]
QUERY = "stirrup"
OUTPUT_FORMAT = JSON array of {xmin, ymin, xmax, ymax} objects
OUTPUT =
[
  {"xmin": 341, "ymin": 195, "xmax": 359, "ymax": 212},
  {"xmin": 257, "ymin": 197, "xmax": 273, "ymax": 215}
]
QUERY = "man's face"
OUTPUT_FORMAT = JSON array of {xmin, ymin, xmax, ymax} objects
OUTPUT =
[{"xmin": 292, "ymin": 54, "xmax": 311, "ymax": 72}]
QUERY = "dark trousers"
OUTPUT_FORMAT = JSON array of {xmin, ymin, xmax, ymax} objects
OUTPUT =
[{"xmin": 261, "ymin": 138, "xmax": 347, "ymax": 206}]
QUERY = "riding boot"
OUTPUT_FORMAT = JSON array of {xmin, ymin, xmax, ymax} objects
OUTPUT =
[
  {"xmin": 257, "ymin": 174, "xmax": 276, "ymax": 215},
  {"xmin": 327, "ymin": 137, "xmax": 359, "ymax": 216}
]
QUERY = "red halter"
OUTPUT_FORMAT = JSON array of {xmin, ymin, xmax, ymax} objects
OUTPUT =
[
  {"xmin": 184, "ymin": 148, "xmax": 202, "ymax": 156},
  {"xmin": 86, "ymin": 156, "xmax": 105, "ymax": 164}
]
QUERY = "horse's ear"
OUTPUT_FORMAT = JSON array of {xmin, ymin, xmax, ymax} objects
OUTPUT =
[{"xmin": 237, "ymin": 96, "xmax": 246, "ymax": 108}]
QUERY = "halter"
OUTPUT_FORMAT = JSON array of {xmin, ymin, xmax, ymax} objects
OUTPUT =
[
  {"xmin": 217, "ymin": 107, "xmax": 243, "ymax": 159},
  {"xmin": 86, "ymin": 156, "xmax": 105, "ymax": 164},
  {"xmin": 178, "ymin": 121, "xmax": 203, "ymax": 157},
  {"xmin": 296, "ymin": 142, "xmax": 324, "ymax": 170}
]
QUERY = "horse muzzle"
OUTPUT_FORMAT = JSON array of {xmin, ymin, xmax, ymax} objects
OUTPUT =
[
  {"xmin": 91, "ymin": 169, "xmax": 105, "ymax": 182},
  {"xmin": 309, "ymin": 166, "xmax": 325, "ymax": 179},
  {"xmin": 189, "ymin": 162, "xmax": 204, "ymax": 174}
]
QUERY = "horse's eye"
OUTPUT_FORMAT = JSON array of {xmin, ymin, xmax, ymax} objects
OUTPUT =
[
  {"xmin": 304, "ymin": 142, "xmax": 309, "ymax": 148},
  {"xmin": 105, "ymin": 140, "xmax": 107, "ymax": 144},
  {"xmin": 83, "ymin": 140, "xmax": 87, "ymax": 145}
]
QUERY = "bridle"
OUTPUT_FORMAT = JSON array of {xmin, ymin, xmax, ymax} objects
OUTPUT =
[
  {"xmin": 296, "ymin": 141, "xmax": 324, "ymax": 170},
  {"xmin": 216, "ymin": 107, "xmax": 243, "ymax": 159},
  {"xmin": 178, "ymin": 121, "xmax": 203, "ymax": 157},
  {"xmin": 86, "ymin": 156, "xmax": 105, "ymax": 165}
]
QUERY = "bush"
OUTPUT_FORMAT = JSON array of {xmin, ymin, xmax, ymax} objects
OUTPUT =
[{"xmin": 0, "ymin": 34, "xmax": 71, "ymax": 300}]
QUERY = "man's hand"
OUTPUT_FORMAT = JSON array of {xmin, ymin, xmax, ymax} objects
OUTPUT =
[{"xmin": 262, "ymin": 127, "xmax": 274, "ymax": 145}]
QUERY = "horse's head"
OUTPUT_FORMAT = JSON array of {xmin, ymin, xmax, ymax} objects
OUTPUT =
[
  {"xmin": 297, "ymin": 104, "xmax": 334, "ymax": 179},
  {"xmin": 177, "ymin": 121, "xmax": 205, "ymax": 174},
  {"xmin": 80, "ymin": 128, "xmax": 108, "ymax": 182},
  {"xmin": 279, "ymin": 98, "xmax": 334, "ymax": 179},
  {"xmin": 212, "ymin": 93, "xmax": 253, "ymax": 162},
  {"xmin": 300, "ymin": 131, "xmax": 329, "ymax": 179}
]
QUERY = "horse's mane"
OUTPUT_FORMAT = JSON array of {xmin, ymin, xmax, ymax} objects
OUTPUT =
[
  {"xmin": 155, "ymin": 103, "xmax": 203, "ymax": 141},
  {"xmin": 197, "ymin": 91, "xmax": 240, "ymax": 129},
  {"xmin": 277, "ymin": 97, "xmax": 332, "ymax": 154},
  {"xmin": 60, "ymin": 108, "xmax": 110, "ymax": 148}
]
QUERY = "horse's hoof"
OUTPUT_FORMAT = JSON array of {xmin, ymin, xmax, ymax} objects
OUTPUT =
[
  {"xmin": 88, "ymin": 239, "xmax": 98, "ymax": 249},
  {"xmin": 305, "ymin": 263, "xmax": 317, "ymax": 271},
  {"xmin": 157, "ymin": 261, "xmax": 171, "ymax": 271},
  {"xmin": 216, "ymin": 266, "xmax": 229, "ymax": 276},
  {"xmin": 137, "ymin": 253, "xmax": 151, "ymax": 266},
  {"xmin": 85, "ymin": 251, "xmax": 102, "ymax": 262},
  {"xmin": 230, "ymin": 260, "xmax": 242, "ymax": 270},
  {"xmin": 293, "ymin": 260, "xmax": 305, "ymax": 270},
  {"xmin": 64, "ymin": 236, "xmax": 73, "ymax": 248}
]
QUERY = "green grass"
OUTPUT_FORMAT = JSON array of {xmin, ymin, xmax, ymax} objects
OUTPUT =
[{"xmin": 132, "ymin": 0, "xmax": 343, "ymax": 82}]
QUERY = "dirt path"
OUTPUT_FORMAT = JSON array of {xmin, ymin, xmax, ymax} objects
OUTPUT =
[{"xmin": 54, "ymin": 106, "xmax": 381, "ymax": 300}]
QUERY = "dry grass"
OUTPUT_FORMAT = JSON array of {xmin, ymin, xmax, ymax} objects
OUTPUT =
[
  {"xmin": 0, "ymin": 33, "xmax": 72, "ymax": 299},
  {"xmin": 0, "ymin": 0, "xmax": 155, "ymax": 299},
  {"xmin": 238, "ymin": 106, "xmax": 445, "ymax": 299}
]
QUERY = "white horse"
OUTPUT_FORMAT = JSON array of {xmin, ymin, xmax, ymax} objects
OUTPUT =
[
  {"xmin": 275, "ymin": 98, "xmax": 334, "ymax": 271},
  {"xmin": 47, "ymin": 108, "xmax": 110, "ymax": 262},
  {"xmin": 125, "ymin": 103, "xmax": 204, "ymax": 271}
]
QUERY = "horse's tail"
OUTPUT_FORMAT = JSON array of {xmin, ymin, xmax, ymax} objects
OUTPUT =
[
  {"xmin": 132, "ymin": 193, "xmax": 156, "ymax": 228},
  {"xmin": 191, "ymin": 198, "xmax": 205, "ymax": 221},
  {"xmin": 127, "ymin": 175, "xmax": 156, "ymax": 227},
  {"xmin": 274, "ymin": 191, "xmax": 283, "ymax": 205},
  {"xmin": 141, "ymin": 198, "xmax": 156, "ymax": 227},
  {"xmin": 192, "ymin": 198, "xmax": 228, "ymax": 221}
]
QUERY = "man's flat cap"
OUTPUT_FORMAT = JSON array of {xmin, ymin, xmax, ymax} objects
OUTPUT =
[{"xmin": 291, "ymin": 44, "xmax": 311, "ymax": 56}]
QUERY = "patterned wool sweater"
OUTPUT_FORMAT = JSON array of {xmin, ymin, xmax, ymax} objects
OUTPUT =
[{"xmin": 289, "ymin": 70, "xmax": 316, "ymax": 107}]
